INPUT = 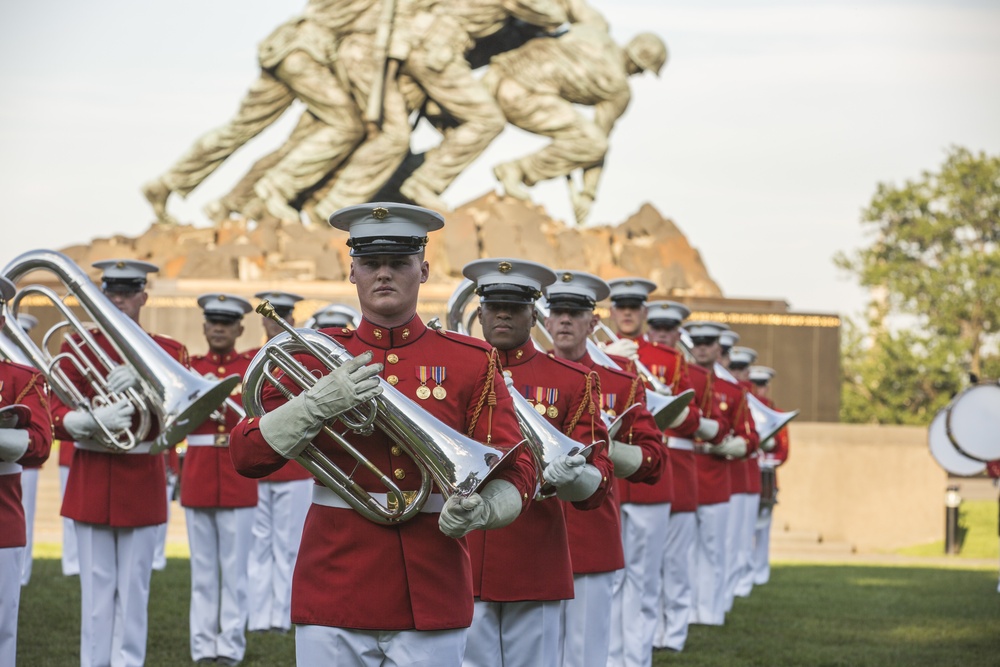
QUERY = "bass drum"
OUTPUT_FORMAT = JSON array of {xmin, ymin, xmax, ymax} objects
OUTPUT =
[
  {"xmin": 946, "ymin": 383, "xmax": 1000, "ymax": 463},
  {"xmin": 929, "ymin": 406, "xmax": 986, "ymax": 476}
]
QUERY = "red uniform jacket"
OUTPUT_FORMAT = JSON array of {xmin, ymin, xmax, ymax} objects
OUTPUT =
[
  {"xmin": 467, "ymin": 338, "xmax": 609, "ymax": 602},
  {"xmin": 0, "ymin": 360, "xmax": 52, "ymax": 548},
  {"xmin": 240, "ymin": 346, "xmax": 312, "ymax": 484},
  {"xmin": 558, "ymin": 352, "xmax": 648, "ymax": 574},
  {"xmin": 182, "ymin": 350, "xmax": 258, "ymax": 508},
  {"xmin": 737, "ymin": 379, "xmax": 761, "ymax": 495},
  {"xmin": 52, "ymin": 329, "xmax": 186, "ymax": 527},
  {"xmin": 635, "ymin": 341, "xmax": 702, "ymax": 512},
  {"xmin": 229, "ymin": 316, "xmax": 537, "ymax": 631},
  {"xmin": 688, "ymin": 364, "xmax": 732, "ymax": 506}
]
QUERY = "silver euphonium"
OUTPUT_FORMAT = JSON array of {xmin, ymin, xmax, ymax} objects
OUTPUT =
[
  {"xmin": 242, "ymin": 301, "xmax": 522, "ymax": 525},
  {"xmin": 2, "ymin": 249, "xmax": 240, "ymax": 452},
  {"xmin": 713, "ymin": 360, "xmax": 799, "ymax": 443},
  {"xmin": 532, "ymin": 299, "xmax": 694, "ymax": 431}
]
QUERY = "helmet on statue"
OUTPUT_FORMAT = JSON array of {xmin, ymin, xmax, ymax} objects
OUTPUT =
[{"xmin": 626, "ymin": 33, "xmax": 667, "ymax": 76}]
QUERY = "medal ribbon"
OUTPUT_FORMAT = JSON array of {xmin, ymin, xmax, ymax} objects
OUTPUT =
[
  {"xmin": 602, "ymin": 393, "xmax": 617, "ymax": 411},
  {"xmin": 534, "ymin": 386, "xmax": 545, "ymax": 405},
  {"xmin": 546, "ymin": 387, "xmax": 558, "ymax": 406},
  {"xmin": 431, "ymin": 366, "xmax": 446, "ymax": 386},
  {"xmin": 416, "ymin": 366, "xmax": 430, "ymax": 384}
]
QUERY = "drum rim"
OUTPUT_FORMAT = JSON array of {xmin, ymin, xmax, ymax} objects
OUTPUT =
[
  {"xmin": 930, "ymin": 407, "xmax": 986, "ymax": 476},
  {"xmin": 944, "ymin": 382, "xmax": 1000, "ymax": 463}
]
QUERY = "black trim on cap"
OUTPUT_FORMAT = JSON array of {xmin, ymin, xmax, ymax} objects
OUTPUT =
[
  {"xmin": 348, "ymin": 235, "xmax": 429, "ymax": 257},
  {"xmin": 547, "ymin": 294, "xmax": 596, "ymax": 311},
  {"xmin": 647, "ymin": 318, "xmax": 680, "ymax": 329},
  {"xmin": 477, "ymin": 283, "xmax": 539, "ymax": 305},
  {"xmin": 611, "ymin": 297, "xmax": 645, "ymax": 308},
  {"xmin": 204, "ymin": 312, "xmax": 243, "ymax": 324}
]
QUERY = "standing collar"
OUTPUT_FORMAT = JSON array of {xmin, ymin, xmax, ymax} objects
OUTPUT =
[
  {"xmin": 496, "ymin": 338, "xmax": 539, "ymax": 368},
  {"xmin": 205, "ymin": 350, "xmax": 240, "ymax": 364},
  {"xmin": 355, "ymin": 314, "xmax": 427, "ymax": 349}
]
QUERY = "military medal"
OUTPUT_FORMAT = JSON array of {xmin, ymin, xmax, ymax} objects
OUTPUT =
[
  {"xmin": 415, "ymin": 366, "xmax": 431, "ymax": 400},
  {"xmin": 603, "ymin": 392, "xmax": 617, "ymax": 418},
  {"xmin": 532, "ymin": 386, "xmax": 547, "ymax": 414},
  {"xmin": 431, "ymin": 366, "xmax": 447, "ymax": 400},
  {"xmin": 545, "ymin": 387, "xmax": 559, "ymax": 419}
]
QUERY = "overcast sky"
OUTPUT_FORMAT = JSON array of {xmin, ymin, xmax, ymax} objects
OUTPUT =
[{"xmin": 1, "ymin": 0, "xmax": 998, "ymax": 318}]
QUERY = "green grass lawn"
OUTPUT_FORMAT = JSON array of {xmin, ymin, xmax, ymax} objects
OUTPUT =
[{"xmin": 19, "ymin": 558, "xmax": 1000, "ymax": 666}]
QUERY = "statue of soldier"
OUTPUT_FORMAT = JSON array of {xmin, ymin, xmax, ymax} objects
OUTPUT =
[{"xmin": 485, "ymin": 26, "xmax": 667, "ymax": 224}]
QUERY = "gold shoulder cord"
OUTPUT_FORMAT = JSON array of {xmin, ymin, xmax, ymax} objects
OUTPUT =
[{"xmin": 468, "ymin": 348, "xmax": 500, "ymax": 444}]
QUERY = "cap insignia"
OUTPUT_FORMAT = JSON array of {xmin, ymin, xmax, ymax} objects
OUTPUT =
[
  {"xmin": 625, "ymin": 280, "xmax": 634, "ymax": 286},
  {"xmin": 561, "ymin": 273, "xmax": 573, "ymax": 282},
  {"xmin": 372, "ymin": 206, "xmax": 389, "ymax": 220},
  {"xmin": 116, "ymin": 261, "xmax": 126, "ymax": 269},
  {"xmin": 498, "ymin": 261, "xmax": 512, "ymax": 274},
  {"xmin": 218, "ymin": 295, "xmax": 226, "ymax": 301}
]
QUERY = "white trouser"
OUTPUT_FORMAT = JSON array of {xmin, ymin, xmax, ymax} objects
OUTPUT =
[
  {"xmin": 608, "ymin": 502, "xmax": 670, "ymax": 667},
  {"xmin": 735, "ymin": 493, "xmax": 761, "ymax": 597},
  {"xmin": 153, "ymin": 476, "xmax": 176, "ymax": 571},
  {"xmin": 60, "ymin": 465, "xmax": 79, "ymax": 576},
  {"xmin": 464, "ymin": 599, "xmax": 561, "ymax": 667},
  {"xmin": 19, "ymin": 467, "xmax": 39, "ymax": 586},
  {"xmin": 724, "ymin": 493, "xmax": 747, "ymax": 612},
  {"xmin": 692, "ymin": 501, "xmax": 729, "ymax": 626},
  {"xmin": 0, "ymin": 547, "xmax": 23, "ymax": 666},
  {"xmin": 247, "ymin": 479, "xmax": 312, "ymax": 631},
  {"xmin": 654, "ymin": 511, "xmax": 696, "ymax": 651},
  {"xmin": 296, "ymin": 624, "xmax": 467, "ymax": 667},
  {"xmin": 186, "ymin": 506, "xmax": 256, "ymax": 663},
  {"xmin": 76, "ymin": 522, "xmax": 159, "ymax": 667},
  {"xmin": 753, "ymin": 507, "xmax": 773, "ymax": 585},
  {"xmin": 560, "ymin": 571, "xmax": 616, "ymax": 667}
]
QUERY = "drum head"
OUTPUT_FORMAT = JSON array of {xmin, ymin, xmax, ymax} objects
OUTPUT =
[
  {"xmin": 946, "ymin": 383, "xmax": 1000, "ymax": 462},
  {"xmin": 929, "ymin": 408, "xmax": 985, "ymax": 476}
]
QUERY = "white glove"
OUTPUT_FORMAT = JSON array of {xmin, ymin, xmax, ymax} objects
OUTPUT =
[
  {"xmin": 695, "ymin": 417, "xmax": 720, "ymax": 441},
  {"xmin": 260, "ymin": 351, "xmax": 383, "ymax": 458},
  {"xmin": 0, "ymin": 428, "xmax": 29, "ymax": 462},
  {"xmin": 438, "ymin": 479, "xmax": 522, "ymax": 538},
  {"xmin": 711, "ymin": 435, "xmax": 748, "ymax": 459},
  {"xmin": 761, "ymin": 436, "xmax": 777, "ymax": 452},
  {"xmin": 106, "ymin": 365, "xmax": 141, "ymax": 393},
  {"xmin": 63, "ymin": 402, "xmax": 135, "ymax": 440},
  {"xmin": 601, "ymin": 338, "xmax": 639, "ymax": 359},
  {"xmin": 544, "ymin": 453, "xmax": 602, "ymax": 501},
  {"xmin": 668, "ymin": 405, "xmax": 690, "ymax": 430},
  {"xmin": 607, "ymin": 439, "xmax": 643, "ymax": 478}
]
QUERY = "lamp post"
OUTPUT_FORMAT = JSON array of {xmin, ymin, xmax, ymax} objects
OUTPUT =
[{"xmin": 944, "ymin": 485, "xmax": 961, "ymax": 555}]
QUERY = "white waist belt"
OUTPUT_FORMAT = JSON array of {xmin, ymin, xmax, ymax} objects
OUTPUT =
[
  {"xmin": 0, "ymin": 462, "xmax": 22, "ymax": 475},
  {"xmin": 187, "ymin": 434, "xmax": 228, "ymax": 447},
  {"xmin": 667, "ymin": 437, "xmax": 694, "ymax": 451},
  {"xmin": 75, "ymin": 439, "xmax": 155, "ymax": 454},
  {"xmin": 311, "ymin": 484, "xmax": 446, "ymax": 514}
]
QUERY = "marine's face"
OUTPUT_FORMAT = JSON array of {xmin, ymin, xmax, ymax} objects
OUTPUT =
[
  {"xmin": 479, "ymin": 302, "xmax": 535, "ymax": 351},
  {"xmin": 350, "ymin": 253, "xmax": 428, "ymax": 326}
]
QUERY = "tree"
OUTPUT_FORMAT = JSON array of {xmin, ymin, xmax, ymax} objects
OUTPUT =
[{"xmin": 836, "ymin": 146, "xmax": 1000, "ymax": 423}]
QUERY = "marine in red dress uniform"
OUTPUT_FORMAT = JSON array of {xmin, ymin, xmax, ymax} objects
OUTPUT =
[
  {"xmin": 683, "ymin": 321, "xmax": 741, "ymax": 628},
  {"xmin": 0, "ymin": 276, "xmax": 52, "ymax": 666},
  {"xmin": 245, "ymin": 291, "xmax": 315, "ymax": 635},
  {"xmin": 184, "ymin": 293, "xmax": 258, "ymax": 666},
  {"xmin": 749, "ymin": 365, "xmax": 790, "ymax": 586},
  {"xmin": 229, "ymin": 204, "xmax": 538, "ymax": 667},
  {"xmin": 48, "ymin": 259, "xmax": 191, "ymax": 667},
  {"xmin": 719, "ymin": 345, "xmax": 762, "ymax": 607},
  {"xmin": 601, "ymin": 281, "xmax": 683, "ymax": 667},
  {"xmin": 544, "ymin": 270, "xmax": 653, "ymax": 667},
  {"xmin": 460, "ymin": 258, "xmax": 612, "ymax": 667}
]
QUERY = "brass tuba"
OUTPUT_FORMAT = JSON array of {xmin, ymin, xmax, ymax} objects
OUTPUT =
[
  {"xmin": 242, "ymin": 301, "xmax": 522, "ymax": 525},
  {"xmin": 2, "ymin": 249, "xmax": 240, "ymax": 452}
]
